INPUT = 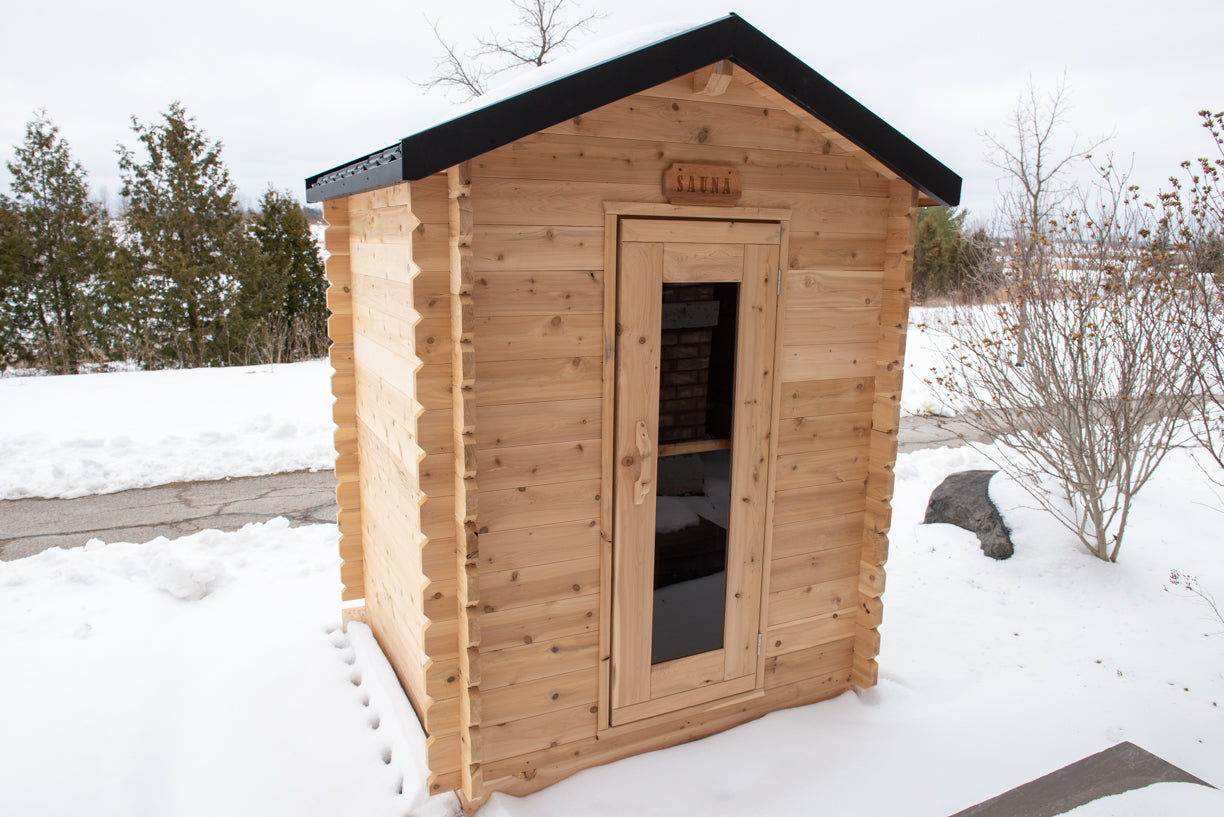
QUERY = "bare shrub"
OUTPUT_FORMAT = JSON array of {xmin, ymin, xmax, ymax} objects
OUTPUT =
[
  {"xmin": 1158, "ymin": 111, "xmax": 1224, "ymax": 475},
  {"xmin": 929, "ymin": 164, "xmax": 1195, "ymax": 562},
  {"xmin": 1166, "ymin": 570, "xmax": 1224, "ymax": 632}
]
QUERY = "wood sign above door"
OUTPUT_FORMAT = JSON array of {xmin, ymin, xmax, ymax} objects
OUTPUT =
[{"xmin": 664, "ymin": 163, "xmax": 743, "ymax": 206}]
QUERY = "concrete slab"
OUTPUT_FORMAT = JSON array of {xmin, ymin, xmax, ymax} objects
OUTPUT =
[
  {"xmin": 950, "ymin": 741, "xmax": 1215, "ymax": 817},
  {"xmin": 0, "ymin": 470, "xmax": 337, "ymax": 561},
  {"xmin": 898, "ymin": 414, "xmax": 992, "ymax": 453},
  {"xmin": 0, "ymin": 415, "xmax": 986, "ymax": 561}
]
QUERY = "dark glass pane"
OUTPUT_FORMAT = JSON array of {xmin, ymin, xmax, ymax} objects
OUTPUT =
[{"xmin": 651, "ymin": 282, "xmax": 738, "ymax": 664}]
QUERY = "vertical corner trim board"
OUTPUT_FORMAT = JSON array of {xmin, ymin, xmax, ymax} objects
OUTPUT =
[
  {"xmin": 854, "ymin": 179, "xmax": 917, "ymax": 689},
  {"xmin": 448, "ymin": 162, "xmax": 486, "ymax": 807},
  {"xmin": 324, "ymin": 197, "xmax": 364, "ymax": 602}
]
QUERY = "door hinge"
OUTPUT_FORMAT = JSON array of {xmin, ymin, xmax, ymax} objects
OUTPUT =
[{"xmin": 757, "ymin": 632, "xmax": 763, "ymax": 655}]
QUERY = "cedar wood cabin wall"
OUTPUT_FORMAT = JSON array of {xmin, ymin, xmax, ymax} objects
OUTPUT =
[{"xmin": 324, "ymin": 62, "xmax": 915, "ymax": 803}]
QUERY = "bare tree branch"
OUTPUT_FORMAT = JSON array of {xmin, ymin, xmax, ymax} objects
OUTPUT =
[
  {"xmin": 982, "ymin": 76, "xmax": 1113, "ymax": 364},
  {"xmin": 416, "ymin": 18, "xmax": 491, "ymax": 99},
  {"xmin": 418, "ymin": 0, "xmax": 603, "ymax": 100},
  {"xmin": 477, "ymin": 0, "xmax": 603, "ymax": 67}
]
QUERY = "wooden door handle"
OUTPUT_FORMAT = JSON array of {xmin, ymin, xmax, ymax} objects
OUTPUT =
[{"xmin": 634, "ymin": 420, "xmax": 653, "ymax": 505}]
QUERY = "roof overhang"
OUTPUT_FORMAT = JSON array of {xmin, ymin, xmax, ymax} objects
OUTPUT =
[{"xmin": 306, "ymin": 14, "xmax": 961, "ymax": 206}]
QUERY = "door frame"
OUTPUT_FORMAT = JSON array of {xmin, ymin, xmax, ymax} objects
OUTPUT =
[{"xmin": 598, "ymin": 202, "xmax": 792, "ymax": 733}]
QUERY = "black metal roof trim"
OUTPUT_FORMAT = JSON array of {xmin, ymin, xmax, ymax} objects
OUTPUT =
[
  {"xmin": 306, "ymin": 14, "xmax": 961, "ymax": 206},
  {"xmin": 306, "ymin": 144, "xmax": 403, "ymax": 203}
]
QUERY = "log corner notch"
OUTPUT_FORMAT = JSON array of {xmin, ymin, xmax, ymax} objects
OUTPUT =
[
  {"xmin": 323, "ymin": 197, "xmax": 365, "ymax": 606},
  {"xmin": 448, "ymin": 162, "xmax": 486, "ymax": 811},
  {"xmin": 855, "ymin": 179, "xmax": 917, "ymax": 690}
]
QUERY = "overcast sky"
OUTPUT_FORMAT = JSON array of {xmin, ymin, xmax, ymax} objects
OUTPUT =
[{"xmin": 2, "ymin": 0, "xmax": 1220, "ymax": 220}]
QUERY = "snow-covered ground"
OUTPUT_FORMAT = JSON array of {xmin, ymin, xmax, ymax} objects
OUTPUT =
[
  {"xmin": 0, "ymin": 320, "xmax": 951, "ymax": 502},
  {"xmin": 2, "ymin": 331, "xmax": 1222, "ymax": 815},
  {"xmin": 2, "ymin": 448, "xmax": 1222, "ymax": 813},
  {"xmin": 903, "ymin": 305, "xmax": 963, "ymax": 417},
  {"xmin": 0, "ymin": 361, "xmax": 336, "ymax": 499}
]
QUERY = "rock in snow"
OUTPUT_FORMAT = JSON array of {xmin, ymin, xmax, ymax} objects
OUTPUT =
[{"xmin": 923, "ymin": 469, "xmax": 1014, "ymax": 559}]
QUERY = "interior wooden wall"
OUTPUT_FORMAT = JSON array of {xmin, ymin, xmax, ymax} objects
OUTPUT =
[{"xmin": 328, "ymin": 61, "xmax": 916, "ymax": 806}]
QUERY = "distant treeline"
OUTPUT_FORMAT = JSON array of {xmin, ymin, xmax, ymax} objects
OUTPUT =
[{"xmin": 0, "ymin": 103, "xmax": 327, "ymax": 373}]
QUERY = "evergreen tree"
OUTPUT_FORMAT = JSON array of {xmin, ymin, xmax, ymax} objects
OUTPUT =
[
  {"xmin": 0, "ymin": 199, "xmax": 32, "ymax": 367},
  {"xmin": 117, "ymin": 102, "xmax": 254, "ymax": 367},
  {"xmin": 913, "ymin": 206, "xmax": 987, "ymax": 301},
  {"xmin": 3, "ymin": 113, "xmax": 116, "ymax": 372},
  {"xmin": 244, "ymin": 187, "xmax": 327, "ymax": 361}
]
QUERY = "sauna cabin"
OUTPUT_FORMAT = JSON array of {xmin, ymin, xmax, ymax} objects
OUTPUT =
[{"xmin": 306, "ymin": 13, "xmax": 961, "ymax": 811}]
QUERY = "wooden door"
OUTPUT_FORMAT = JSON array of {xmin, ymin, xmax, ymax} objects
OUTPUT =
[{"xmin": 610, "ymin": 217, "xmax": 781, "ymax": 726}]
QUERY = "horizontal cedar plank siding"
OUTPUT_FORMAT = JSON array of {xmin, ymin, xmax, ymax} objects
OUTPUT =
[
  {"xmin": 475, "ymin": 399, "xmax": 601, "ymax": 449},
  {"xmin": 469, "ymin": 176, "xmax": 887, "ymax": 235},
  {"xmin": 344, "ymin": 181, "xmax": 465, "ymax": 789},
  {"xmin": 461, "ymin": 74, "xmax": 889, "ymax": 791},
  {"xmin": 481, "ymin": 668, "xmax": 851, "ymax": 796},
  {"xmin": 544, "ymin": 94, "xmax": 835, "ymax": 155},
  {"xmin": 481, "ymin": 557, "xmax": 602, "ymax": 614},
  {"xmin": 342, "ymin": 67, "xmax": 907, "ymax": 798},
  {"xmin": 476, "ymin": 438, "xmax": 601, "ymax": 493},
  {"xmin": 476, "ymin": 314, "xmax": 602, "ymax": 362},
  {"xmin": 478, "ymin": 518, "xmax": 602, "ymax": 573},
  {"xmin": 479, "ymin": 632, "xmax": 602, "ymax": 690},
  {"xmin": 473, "ymin": 132, "xmax": 887, "ymax": 196}
]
